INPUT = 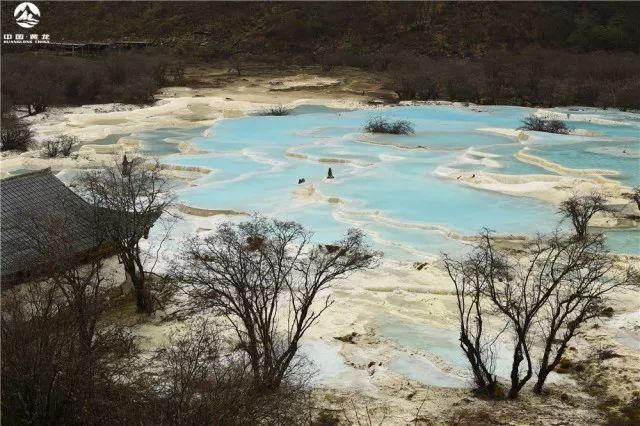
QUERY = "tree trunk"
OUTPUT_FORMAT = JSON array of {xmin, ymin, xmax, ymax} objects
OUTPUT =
[
  {"xmin": 508, "ymin": 344, "xmax": 524, "ymax": 399},
  {"xmin": 132, "ymin": 278, "xmax": 153, "ymax": 313},
  {"xmin": 533, "ymin": 372, "xmax": 549, "ymax": 394},
  {"xmin": 124, "ymin": 259, "xmax": 153, "ymax": 314}
]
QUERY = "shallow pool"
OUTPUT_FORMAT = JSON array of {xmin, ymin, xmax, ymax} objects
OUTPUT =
[{"xmin": 143, "ymin": 104, "xmax": 639, "ymax": 257}]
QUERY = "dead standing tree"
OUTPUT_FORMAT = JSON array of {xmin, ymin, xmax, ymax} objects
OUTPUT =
[
  {"xmin": 78, "ymin": 157, "xmax": 174, "ymax": 314},
  {"xmin": 558, "ymin": 193, "xmax": 607, "ymax": 239},
  {"xmin": 175, "ymin": 217, "xmax": 381, "ymax": 391},
  {"xmin": 444, "ymin": 229, "xmax": 637, "ymax": 399},
  {"xmin": 625, "ymin": 186, "xmax": 640, "ymax": 211},
  {"xmin": 533, "ymin": 234, "xmax": 638, "ymax": 394},
  {"xmin": 443, "ymin": 235, "xmax": 502, "ymax": 397},
  {"xmin": 1, "ymin": 204, "xmax": 138, "ymax": 425}
]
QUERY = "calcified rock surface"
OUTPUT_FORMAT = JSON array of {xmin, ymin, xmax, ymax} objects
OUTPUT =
[{"xmin": 3, "ymin": 67, "xmax": 638, "ymax": 424}]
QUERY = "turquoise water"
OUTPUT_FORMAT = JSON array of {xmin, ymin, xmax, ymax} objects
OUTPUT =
[
  {"xmin": 135, "ymin": 104, "xmax": 637, "ymax": 387},
  {"xmin": 141, "ymin": 104, "xmax": 638, "ymax": 258},
  {"xmin": 134, "ymin": 126, "xmax": 210, "ymax": 156}
]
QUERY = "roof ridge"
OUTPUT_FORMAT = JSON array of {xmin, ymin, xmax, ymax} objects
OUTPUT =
[{"xmin": 0, "ymin": 167, "xmax": 53, "ymax": 183}]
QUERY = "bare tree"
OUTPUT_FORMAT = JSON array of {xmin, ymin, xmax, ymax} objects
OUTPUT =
[
  {"xmin": 533, "ymin": 234, "xmax": 639, "ymax": 394},
  {"xmin": 444, "ymin": 229, "xmax": 637, "ymax": 399},
  {"xmin": 443, "ymin": 233, "xmax": 501, "ymax": 397},
  {"xmin": 77, "ymin": 157, "xmax": 174, "ymax": 313},
  {"xmin": 625, "ymin": 186, "xmax": 640, "ymax": 211},
  {"xmin": 152, "ymin": 318, "xmax": 313, "ymax": 425},
  {"xmin": 152, "ymin": 318, "xmax": 251, "ymax": 424},
  {"xmin": 175, "ymin": 217, "xmax": 381, "ymax": 391},
  {"xmin": 1, "ymin": 210, "xmax": 139, "ymax": 425},
  {"xmin": 559, "ymin": 193, "xmax": 607, "ymax": 239}
]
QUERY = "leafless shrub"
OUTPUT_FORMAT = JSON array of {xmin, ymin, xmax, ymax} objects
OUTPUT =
[
  {"xmin": 559, "ymin": 192, "xmax": 608, "ymax": 239},
  {"xmin": 151, "ymin": 318, "xmax": 312, "ymax": 424},
  {"xmin": 364, "ymin": 116, "xmax": 415, "ymax": 135},
  {"xmin": 443, "ymin": 237, "xmax": 501, "ymax": 398},
  {"xmin": 340, "ymin": 401, "xmax": 388, "ymax": 425},
  {"xmin": 0, "ymin": 113, "xmax": 33, "ymax": 151},
  {"xmin": 258, "ymin": 105, "xmax": 290, "ymax": 116},
  {"xmin": 532, "ymin": 235, "xmax": 638, "ymax": 394},
  {"xmin": 1, "ymin": 213, "xmax": 140, "ymax": 425},
  {"xmin": 152, "ymin": 318, "xmax": 250, "ymax": 424},
  {"xmin": 175, "ymin": 217, "xmax": 381, "ymax": 391},
  {"xmin": 606, "ymin": 393, "xmax": 640, "ymax": 425},
  {"xmin": 43, "ymin": 135, "xmax": 78, "ymax": 158},
  {"xmin": 447, "ymin": 405, "xmax": 498, "ymax": 425},
  {"xmin": 519, "ymin": 115, "xmax": 571, "ymax": 134}
]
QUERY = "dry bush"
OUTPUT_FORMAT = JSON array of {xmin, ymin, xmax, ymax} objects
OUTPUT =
[
  {"xmin": 624, "ymin": 187, "xmax": 640, "ymax": 211},
  {"xmin": 43, "ymin": 135, "xmax": 78, "ymax": 158},
  {"xmin": 1, "ymin": 53, "xmax": 173, "ymax": 112},
  {"xmin": 258, "ymin": 105, "xmax": 290, "ymax": 116},
  {"xmin": 151, "ymin": 318, "xmax": 312, "ymax": 425},
  {"xmin": 387, "ymin": 50, "xmax": 640, "ymax": 109},
  {"xmin": 519, "ymin": 115, "xmax": 571, "ymax": 134},
  {"xmin": 364, "ymin": 116, "xmax": 415, "ymax": 135},
  {"xmin": 0, "ymin": 113, "xmax": 32, "ymax": 151},
  {"xmin": 1, "ymin": 264, "xmax": 140, "ymax": 424}
]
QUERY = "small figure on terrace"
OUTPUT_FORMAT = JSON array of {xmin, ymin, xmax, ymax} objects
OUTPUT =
[
  {"xmin": 298, "ymin": 178, "xmax": 306, "ymax": 184},
  {"xmin": 327, "ymin": 167, "xmax": 334, "ymax": 179}
]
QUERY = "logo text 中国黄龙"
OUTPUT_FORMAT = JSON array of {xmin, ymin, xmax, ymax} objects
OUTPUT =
[{"xmin": 3, "ymin": 33, "xmax": 50, "ymax": 44}]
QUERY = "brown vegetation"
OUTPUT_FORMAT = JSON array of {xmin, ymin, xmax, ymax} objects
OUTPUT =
[
  {"xmin": 364, "ymin": 116, "xmax": 415, "ymax": 135},
  {"xmin": 559, "ymin": 193, "xmax": 608, "ymax": 239},
  {"xmin": 386, "ymin": 50, "xmax": 640, "ymax": 109},
  {"xmin": 1, "ymin": 211, "xmax": 139, "ymax": 425},
  {"xmin": 2, "ymin": 213, "xmax": 376, "ymax": 423},
  {"xmin": 77, "ymin": 157, "xmax": 175, "ymax": 314},
  {"xmin": 150, "ymin": 318, "xmax": 312, "ymax": 424},
  {"xmin": 175, "ymin": 217, "xmax": 381, "ymax": 391},
  {"xmin": 0, "ymin": 113, "xmax": 33, "ymax": 152},
  {"xmin": 2, "ymin": 4, "xmax": 639, "ymax": 111},
  {"xmin": 43, "ymin": 135, "xmax": 78, "ymax": 158},
  {"xmin": 1, "ymin": 53, "xmax": 180, "ymax": 113},
  {"xmin": 444, "ymin": 224, "xmax": 638, "ymax": 399}
]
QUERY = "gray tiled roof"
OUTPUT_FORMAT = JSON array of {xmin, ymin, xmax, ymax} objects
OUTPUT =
[{"xmin": 1, "ymin": 168, "xmax": 100, "ymax": 280}]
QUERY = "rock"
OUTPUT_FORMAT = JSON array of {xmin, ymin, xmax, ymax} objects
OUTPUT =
[
  {"xmin": 598, "ymin": 349, "xmax": 623, "ymax": 361},
  {"xmin": 414, "ymin": 262, "xmax": 428, "ymax": 271},
  {"xmin": 334, "ymin": 331, "xmax": 358, "ymax": 344},
  {"xmin": 325, "ymin": 244, "xmax": 340, "ymax": 253}
]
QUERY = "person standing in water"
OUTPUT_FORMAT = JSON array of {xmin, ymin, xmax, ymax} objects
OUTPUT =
[{"xmin": 327, "ymin": 167, "xmax": 334, "ymax": 179}]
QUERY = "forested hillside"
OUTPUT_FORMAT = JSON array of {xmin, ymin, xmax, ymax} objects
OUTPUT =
[
  {"xmin": 2, "ymin": 2, "xmax": 639, "ymax": 56},
  {"xmin": 2, "ymin": 2, "xmax": 640, "ymax": 109}
]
